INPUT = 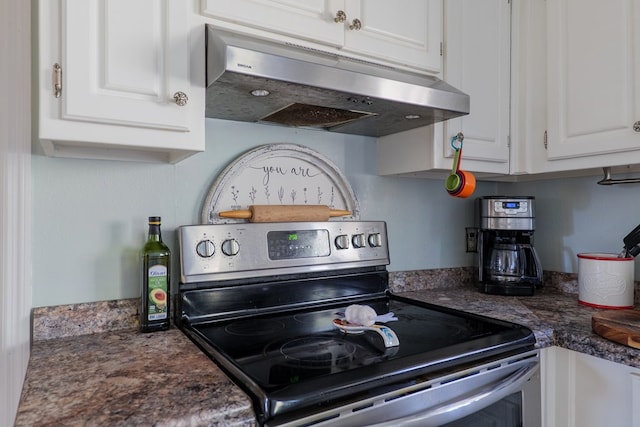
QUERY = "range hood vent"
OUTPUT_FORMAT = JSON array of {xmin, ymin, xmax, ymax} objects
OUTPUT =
[{"xmin": 205, "ymin": 26, "xmax": 470, "ymax": 137}]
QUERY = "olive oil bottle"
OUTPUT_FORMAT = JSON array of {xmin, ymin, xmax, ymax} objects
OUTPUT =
[{"xmin": 140, "ymin": 216, "xmax": 170, "ymax": 332}]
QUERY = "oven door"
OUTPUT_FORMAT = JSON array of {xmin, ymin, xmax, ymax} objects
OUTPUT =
[{"xmin": 274, "ymin": 350, "xmax": 541, "ymax": 427}]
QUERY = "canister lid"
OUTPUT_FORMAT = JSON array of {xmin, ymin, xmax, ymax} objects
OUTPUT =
[{"xmin": 577, "ymin": 252, "xmax": 633, "ymax": 261}]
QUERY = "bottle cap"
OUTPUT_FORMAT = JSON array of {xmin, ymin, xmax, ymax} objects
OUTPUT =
[{"xmin": 148, "ymin": 216, "xmax": 161, "ymax": 225}]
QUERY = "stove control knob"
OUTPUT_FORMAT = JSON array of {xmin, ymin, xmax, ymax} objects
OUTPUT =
[
  {"xmin": 335, "ymin": 234, "xmax": 350, "ymax": 250},
  {"xmin": 221, "ymin": 238, "xmax": 240, "ymax": 256},
  {"xmin": 196, "ymin": 240, "xmax": 215, "ymax": 258},
  {"xmin": 352, "ymin": 233, "xmax": 366, "ymax": 248},
  {"xmin": 368, "ymin": 233, "xmax": 382, "ymax": 247}
]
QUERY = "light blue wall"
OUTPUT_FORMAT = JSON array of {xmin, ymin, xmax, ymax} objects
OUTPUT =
[
  {"xmin": 500, "ymin": 178, "xmax": 640, "ymax": 274},
  {"xmin": 31, "ymin": 118, "xmax": 638, "ymax": 307}
]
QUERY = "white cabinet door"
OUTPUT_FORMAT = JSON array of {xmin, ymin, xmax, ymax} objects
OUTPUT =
[
  {"xmin": 546, "ymin": 0, "xmax": 640, "ymax": 161},
  {"xmin": 342, "ymin": 0, "xmax": 442, "ymax": 73},
  {"xmin": 509, "ymin": 0, "xmax": 546, "ymax": 176},
  {"xmin": 63, "ymin": 0, "xmax": 190, "ymax": 131},
  {"xmin": 377, "ymin": 0, "xmax": 510, "ymax": 178},
  {"xmin": 201, "ymin": 0, "xmax": 345, "ymax": 46},
  {"xmin": 542, "ymin": 347, "xmax": 640, "ymax": 427},
  {"xmin": 201, "ymin": 0, "xmax": 441, "ymax": 74},
  {"xmin": 39, "ymin": 0, "xmax": 204, "ymax": 163},
  {"xmin": 441, "ymin": 0, "xmax": 510, "ymax": 174}
]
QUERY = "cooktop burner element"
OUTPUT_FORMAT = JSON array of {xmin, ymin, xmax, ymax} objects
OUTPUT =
[
  {"xmin": 225, "ymin": 319, "xmax": 285, "ymax": 337},
  {"xmin": 176, "ymin": 221, "xmax": 536, "ymax": 426},
  {"xmin": 278, "ymin": 337, "xmax": 356, "ymax": 366}
]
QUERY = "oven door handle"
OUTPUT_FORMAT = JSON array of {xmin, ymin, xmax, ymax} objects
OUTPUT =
[{"xmin": 369, "ymin": 360, "xmax": 539, "ymax": 427}]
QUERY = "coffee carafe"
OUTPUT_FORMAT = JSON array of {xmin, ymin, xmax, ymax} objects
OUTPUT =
[
  {"xmin": 488, "ymin": 238, "xmax": 541, "ymax": 284},
  {"xmin": 477, "ymin": 196, "xmax": 542, "ymax": 296},
  {"xmin": 489, "ymin": 239, "xmax": 522, "ymax": 282}
]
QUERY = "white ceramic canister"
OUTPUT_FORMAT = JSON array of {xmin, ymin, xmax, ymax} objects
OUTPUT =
[{"xmin": 577, "ymin": 253, "xmax": 635, "ymax": 309}]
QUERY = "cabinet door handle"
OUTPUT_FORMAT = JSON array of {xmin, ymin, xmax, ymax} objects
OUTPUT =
[
  {"xmin": 597, "ymin": 167, "xmax": 640, "ymax": 185},
  {"xmin": 634, "ymin": 121, "xmax": 640, "ymax": 132},
  {"xmin": 52, "ymin": 63, "xmax": 62, "ymax": 98},
  {"xmin": 349, "ymin": 18, "xmax": 362, "ymax": 31},
  {"xmin": 334, "ymin": 10, "xmax": 347, "ymax": 23},
  {"xmin": 173, "ymin": 91, "xmax": 188, "ymax": 106}
]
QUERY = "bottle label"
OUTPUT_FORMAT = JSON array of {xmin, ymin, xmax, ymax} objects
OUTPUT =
[{"xmin": 147, "ymin": 264, "xmax": 168, "ymax": 321}]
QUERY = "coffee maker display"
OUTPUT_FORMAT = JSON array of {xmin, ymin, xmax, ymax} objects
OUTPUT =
[{"xmin": 477, "ymin": 196, "xmax": 543, "ymax": 296}]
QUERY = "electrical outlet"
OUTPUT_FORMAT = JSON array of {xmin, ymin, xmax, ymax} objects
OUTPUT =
[{"xmin": 466, "ymin": 227, "xmax": 477, "ymax": 252}]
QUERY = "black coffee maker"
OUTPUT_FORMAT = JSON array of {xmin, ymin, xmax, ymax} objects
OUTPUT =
[{"xmin": 477, "ymin": 196, "xmax": 542, "ymax": 296}]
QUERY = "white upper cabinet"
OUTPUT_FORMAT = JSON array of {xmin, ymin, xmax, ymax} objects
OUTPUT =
[
  {"xmin": 544, "ymin": 0, "xmax": 640, "ymax": 164},
  {"xmin": 379, "ymin": 0, "xmax": 640, "ymax": 180},
  {"xmin": 441, "ymin": 0, "xmax": 511, "ymax": 174},
  {"xmin": 201, "ymin": 0, "xmax": 442, "ymax": 73},
  {"xmin": 341, "ymin": 0, "xmax": 442, "ymax": 73},
  {"xmin": 63, "ymin": 1, "xmax": 190, "ymax": 131},
  {"xmin": 38, "ymin": 0, "xmax": 204, "ymax": 163},
  {"xmin": 377, "ymin": 0, "xmax": 511, "ymax": 178},
  {"xmin": 201, "ymin": 0, "xmax": 345, "ymax": 46}
]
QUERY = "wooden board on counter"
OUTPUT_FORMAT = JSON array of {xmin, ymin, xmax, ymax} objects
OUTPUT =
[{"xmin": 592, "ymin": 310, "xmax": 640, "ymax": 349}]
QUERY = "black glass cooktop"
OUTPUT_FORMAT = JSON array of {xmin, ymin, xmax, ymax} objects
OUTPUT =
[
  {"xmin": 179, "ymin": 271, "xmax": 535, "ymax": 423},
  {"xmin": 189, "ymin": 294, "xmax": 534, "ymax": 391}
]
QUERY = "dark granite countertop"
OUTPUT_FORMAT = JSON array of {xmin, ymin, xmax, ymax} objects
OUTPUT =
[
  {"xmin": 15, "ymin": 270, "xmax": 640, "ymax": 426},
  {"xmin": 15, "ymin": 328, "xmax": 256, "ymax": 427}
]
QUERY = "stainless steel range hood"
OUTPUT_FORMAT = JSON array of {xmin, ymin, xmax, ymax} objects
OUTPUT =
[{"xmin": 205, "ymin": 26, "xmax": 470, "ymax": 137}]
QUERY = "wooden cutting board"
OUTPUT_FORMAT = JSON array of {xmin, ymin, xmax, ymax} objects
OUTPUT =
[{"xmin": 592, "ymin": 310, "xmax": 640, "ymax": 349}]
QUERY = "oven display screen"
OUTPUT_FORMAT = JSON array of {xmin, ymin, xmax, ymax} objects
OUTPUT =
[{"xmin": 267, "ymin": 230, "xmax": 330, "ymax": 260}]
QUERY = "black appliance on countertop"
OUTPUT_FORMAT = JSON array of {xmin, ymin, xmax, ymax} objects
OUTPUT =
[
  {"xmin": 477, "ymin": 196, "xmax": 543, "ymax": 296},
  {"xmin": 176, "ymin": 220, "xmax": 540, "ymax": 426}
]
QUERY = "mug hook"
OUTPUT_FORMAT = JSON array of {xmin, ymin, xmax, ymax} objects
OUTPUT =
[{"xmin": 450, "ymin": 132, "xmax": 464, "ymax": 150}]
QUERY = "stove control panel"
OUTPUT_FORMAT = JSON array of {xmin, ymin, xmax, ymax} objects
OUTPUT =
[{"xmin": 179, "ymin": 221, "xmax": 389, "ymax": 284}]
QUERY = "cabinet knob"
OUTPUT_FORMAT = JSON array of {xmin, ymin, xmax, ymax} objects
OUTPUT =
[
  {"xmin": 334, "ymin": 10, "xmax": 347, "ymax": 23},
  {"xmin": 173, "ymin": 91, "xmax": 188, "ymax": 106},
  {"xmin": 349, "ymin": 19, "xmax": 362, "ymax": 31},
  {"xmin": 634, "ymin": 121, "xmax": 640, "ymax": 132}
]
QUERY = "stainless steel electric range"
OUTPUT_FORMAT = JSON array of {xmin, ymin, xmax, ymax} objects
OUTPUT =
[{"xmin": 176, "ymin": 221, "xmax": 541, "ymax": 427}]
